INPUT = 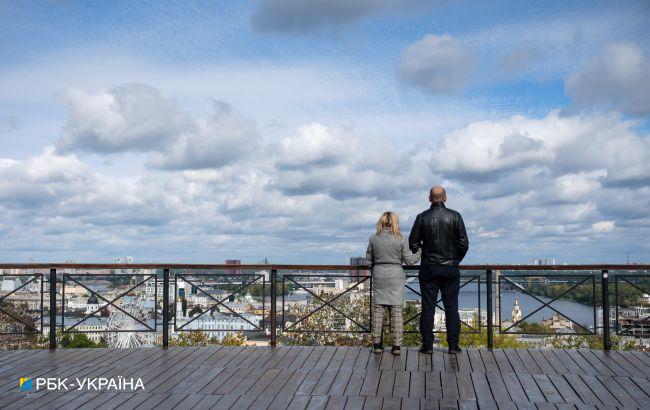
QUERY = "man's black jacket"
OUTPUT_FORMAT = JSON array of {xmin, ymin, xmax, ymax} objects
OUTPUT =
[{"xmin": 408, "ymin": 203, "xmax": 469, "ymax": 267}]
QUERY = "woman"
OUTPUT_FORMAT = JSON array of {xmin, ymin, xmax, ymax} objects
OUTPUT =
[{"xmin": 366, "ymin": 211, "xmax": 420, "ymax": 355}]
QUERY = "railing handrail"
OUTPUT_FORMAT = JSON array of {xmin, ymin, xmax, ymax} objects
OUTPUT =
[{"xmin": 1, "ymin": 263, "xmax": 649, "ymax": 270}]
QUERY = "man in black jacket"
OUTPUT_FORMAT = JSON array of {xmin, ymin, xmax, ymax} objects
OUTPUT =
[{"xmin": 409, "ymin": 186, "xmax": 469, "ymax": 354}]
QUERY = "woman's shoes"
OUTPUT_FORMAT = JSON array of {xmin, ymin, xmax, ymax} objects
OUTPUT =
[
  {"xmin": 373, "ymin": 343, "xmax": 384, "ymax": 353},
  {"xmin": 391, "ymin": 346, "xmax": 401, "ymax": 355},
  {"xmin": 419, "ymin": 346, "xmax": 433, "ymax": 354}
]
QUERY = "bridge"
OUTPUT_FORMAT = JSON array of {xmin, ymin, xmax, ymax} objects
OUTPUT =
[{"xmin": 0, "ymin": 263, "xmax": 649, "ymax": 408}]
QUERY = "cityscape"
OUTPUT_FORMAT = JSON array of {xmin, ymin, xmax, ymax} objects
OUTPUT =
[{"xmin": 1, "ymin": 258, "xmax": 648, "ymax": 351}]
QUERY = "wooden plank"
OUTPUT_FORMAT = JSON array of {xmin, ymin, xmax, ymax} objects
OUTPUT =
[
  {"xmin": 277, "ymin": 368, "xmax": 309, "ymax": 396},
  {"xmin": 250, "ymin": 393, "xmax": 277, "ymax": 410},
  {"xmin": 393, "ymin": 370, "xmax": 410, "ymax": 398},
  {"xmin": 326, "ymin": 395, "xmax": 348, "ymax": 410},
  {"xmin": 264, "ymin": 368, "xmax": 298, "ymax": 396},
  {"xmin": 341, "ymin": 347, "xmax": 361, "ymax": 369},
  {"xmin": 269, "ymin": 394, "xmax": 295, "ymax": 410},
  {"xmin": 315, "ymin": 346, "xmax": 338, "ymax": 370},
  {"xmin": 296, "ymin": 368, "xmax": 326, "ymax": 396},
  {"xmin": 467, "ymin": 349, "xmax": 486, "ymax": 373},
  {"xmin": 379, "ymin": 352, "xmax": 394, "ymax": 370},
  {"xmin": 381, "ymin": 396, "xmax": 401, "ymax": 409},
  {"xmin": 420, "ymin": 397, "xmax": 439, "ymax": 410},
  {"xmin": 409, "ymin": 371, "xmax": 425, "ymax": 399},
  {"xmin": 344, "ymin": 369, "xmax": 366, "ymax": 396},
  {"xmin": 455, "ymin": 372, "xmax": 476, "ymax": 401},
  {"xmin": 193, "ymin": 394, "xmax": 224, "ymax": 409},
  {"xmin": 562, "ymin": 349, "xmax": 598, "ymax": 375},
  {"xmin": 531, "ymin": 374, "xmax": 564, "ymax": 403},
  {"xmin": 328, "ymin": 346, "xmax": 350, "ymax": 370},
  {"xmin": 576, "ymin": 350, "xmax": 614, "ymax": 376},
  {"xmin": 440, "ymin": 371, "xmax": 459, "ymax": 400},
  {"xmin": 492, "ymin": 349, "xmax": 514, "ymax": 374},
  {"xmin": 247, "ymin": 368, "xmax": 282, "ymax": 394},
  {"xmin": 425, "ymin": 371, "xmax": 442, "ymax": 399},
  {"xmin": 607, "ymin": 351, "xmax": 647, "ymax": 378},
  {"xmin": 308, "ymin": 395, "xmax": 330, "ymax": 410},
  {"xmin": 418, "ymin": 351, "xmax": 432, "ymax": 372},
  {"xmin": 401, "ymin": 397, "xmax": 420, "ymax": 410},
  {"xmin": 486, "ymin": 372, "xmax": 511, "ymax": 403},
  {"xmin": 596, "ymin": 375, "xmax": 640, "ymax": 409},
  {"xmin": 562, "ymin": 373, "xmax": 601, "ymax": 406},
  {"xmin": 579, "ymin": 373, "xmax": 619, "ymax": 407},
  {"xmin": 291, "ymin": 346, "xmax": 316, "ymax": 369},
  {"xmin": 328, "ymin": 367, "xmax": 353, "ymax": 396},
  {"xmin": 432, "ymin": 350, "xmax": 445, "ymax": 371},
  {"xmin": 287, "ymin": 395, "xmax": 312, "ymax": 410},
  {"xmin": 376, "ymin": 370, "xmax": 396, "ymax": 397},
  {"xmin": 344, "ymin": 396, "xmax": 366, "ymax": 410},
  {"xmin": 515, "ymin": 373, "xmax": 546, "ymax": 403},
  {"xmin": 354, "ymin": 348, "xmax": 371, "ymax": 370},
  {"xmin": 515, "ymin": 349, "xmax": 542, "ymax": 374},
  {"xmin": 359, "ymin": 369, "xmax": 381, "ymax": 397},
  {"xmin": 612, "ymin": 376, "xmax": 649, "ymax": 407},
  {"xmin": 480, "ymin": 350, "xmax": 500, "ymax": 374},
  {"xmin": 230, "ymin": 393, "xmax": 259, "ymax": 409},
  {"xmin": 546, "ymin": 374, "xmax": 582, "ymax": 405},
  {"xmin": 405, "ymin": 349, "xmax": 419, "ymax": 371},
  {"xmin": 363, "ymin": 396, "xmax": 383, "ymax": 410},
  {"xmin": 311, "ymin": 368, "xmax": 339, "ymax": 396},
  {"xmin": 302, "ymin": 346, "xmax": 327, "ymax": 369},
  {"xmin": 526, "ymin": 349, "xmax": 556, "ymax": 375},
  {"xmin": 584, "ymin": 350, "xmax": 629, "ymax": 377}
]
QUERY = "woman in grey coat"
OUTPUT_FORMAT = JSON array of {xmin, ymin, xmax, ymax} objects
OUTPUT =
[{"xmin": 366, "ymin": 211, "xmax": 420, "ymax": 355}]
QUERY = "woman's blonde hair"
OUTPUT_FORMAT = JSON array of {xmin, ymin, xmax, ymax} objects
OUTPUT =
[{"xmin": 376, "ymin": 211, "xmax": 402, "ymax": 238}]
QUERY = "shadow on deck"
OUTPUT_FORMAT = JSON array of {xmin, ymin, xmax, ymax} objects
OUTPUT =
[{"xmin": 0, "ymin": 346, "xmax": 649, "ymax": 409}]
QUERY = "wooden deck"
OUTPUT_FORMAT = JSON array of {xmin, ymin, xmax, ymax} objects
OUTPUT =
[{"xmin": 0, "ymin": 346, "xmax": 649, "ymax": 409}]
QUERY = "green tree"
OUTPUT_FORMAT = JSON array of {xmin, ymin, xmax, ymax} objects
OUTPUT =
[
  {"xmin": 221, "ymin": 332, "xmax": 246, "ymax": 346},
  {"xmin": 170, "ymin": 331, "xmax": 218, "ymax": 347},
  {"xmin": 59, "ymin": 333, "xmax": 108, "ymax": 348}
]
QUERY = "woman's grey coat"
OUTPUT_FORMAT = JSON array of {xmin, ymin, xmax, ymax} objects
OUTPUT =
[{"xmin": 366, "ymin": 229, "xmax": 421, "ymax": 305}]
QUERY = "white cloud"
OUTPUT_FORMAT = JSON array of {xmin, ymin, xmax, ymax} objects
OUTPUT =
[
  {"xmin": 57, "ymin": 84, "xmax": 191, "ymax": 153},
  {"xmin": 591, "ymin": 221, "xmax": 615, "ymax": 233},
  {"xmin": 148, "ymin": 101, "xmax": 260, "ymax": 170},
  {"xmin": 398, "ymin": 34, "xmax": 475, "ymax": 94},
  {"xmin": 566, "ymin": 42, "xmax": 650, "ymax": 117}
]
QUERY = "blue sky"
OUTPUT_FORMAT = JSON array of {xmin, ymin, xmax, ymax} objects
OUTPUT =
[{"xmin": 1, "ymin": 0, "xmax": 649, "ymax": 264}]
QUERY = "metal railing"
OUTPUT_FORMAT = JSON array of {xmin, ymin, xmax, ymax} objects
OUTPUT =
[{"xmin": 0, "ymin": 263, "xmax": 648, "ymax": 350}]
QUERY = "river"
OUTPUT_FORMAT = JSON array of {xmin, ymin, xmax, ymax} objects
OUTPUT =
[{"xmin": 404, "ymin": 279, "xmax": 596, "ymax": 330}]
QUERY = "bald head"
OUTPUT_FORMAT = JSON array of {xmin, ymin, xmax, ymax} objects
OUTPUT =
[{"xmin": 429, "ymin": 186, "xmax": 447, "ymax": 204}]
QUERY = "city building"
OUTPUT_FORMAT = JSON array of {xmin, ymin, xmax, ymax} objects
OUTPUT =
[
  {"xmin": 225, "ymin": 259, "xmax": 242, "ymax": 275},
  {"xmin": 349, "ymin": 257, "xmax": 369, "ymax": 277}
]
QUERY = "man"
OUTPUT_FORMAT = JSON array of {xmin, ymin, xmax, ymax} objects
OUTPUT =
[{"xmin": 409, "ymin": 186, "xmax": 469, "ymax": 354}]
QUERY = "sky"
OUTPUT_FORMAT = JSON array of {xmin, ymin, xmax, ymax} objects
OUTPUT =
[{"xmin": 1, "ymin": 0, "xmax": 649, "ymax": 264}]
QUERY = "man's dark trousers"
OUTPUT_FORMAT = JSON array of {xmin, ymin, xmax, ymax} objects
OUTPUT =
[{"xmin": 419, "ymin": 265, "xmax": 461, "ymax": 348}]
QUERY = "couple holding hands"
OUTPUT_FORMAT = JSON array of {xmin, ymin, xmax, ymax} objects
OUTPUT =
[{"xmin": 366, "ymin": 186, "xmax": 469, "ymax": 355}]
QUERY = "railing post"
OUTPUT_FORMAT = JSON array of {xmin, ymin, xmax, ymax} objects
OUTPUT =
[
  {"xmin": 486, "ymin": 269, "xmax": 494, "ymax": 349},
  {"xmin": 602, "ymin": 269, "xmax": 611, "ymax": 351},
  {"xmin": 270, "ymin": 269, "xmax": 277, "ymax": 347},
  {"xmin": 162, "ymin": 268, "xmax": 170, "ymax": 348},
  {"xmin": 49, "ymin": 268, "xmax": 57, "ymax": 350}
]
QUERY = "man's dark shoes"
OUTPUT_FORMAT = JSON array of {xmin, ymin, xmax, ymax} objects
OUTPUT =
[
  {"xmin": 448, "ymin": 345, "xmax": 462, "ymax": 354},
  {"xmin": 419, "ymin": 346, "xmax": 433, "ymax": 354},
  {"xmin": 373, "ymin": 343, "xmax": 384, "ymax": 353},
  {"xmin": 391, "ymin": 345, "xmax": 401, "ymax": 355}
]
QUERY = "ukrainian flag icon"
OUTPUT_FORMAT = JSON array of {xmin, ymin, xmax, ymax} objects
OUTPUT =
[{"xmin": 19, "ymin": 378, "xmax": 32, "ymax": 391}]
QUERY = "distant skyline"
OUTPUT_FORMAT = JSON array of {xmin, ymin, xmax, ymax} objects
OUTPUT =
[{"xmin": 1, "ymin": 0, "xmax": 649, "ymax": 264}]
